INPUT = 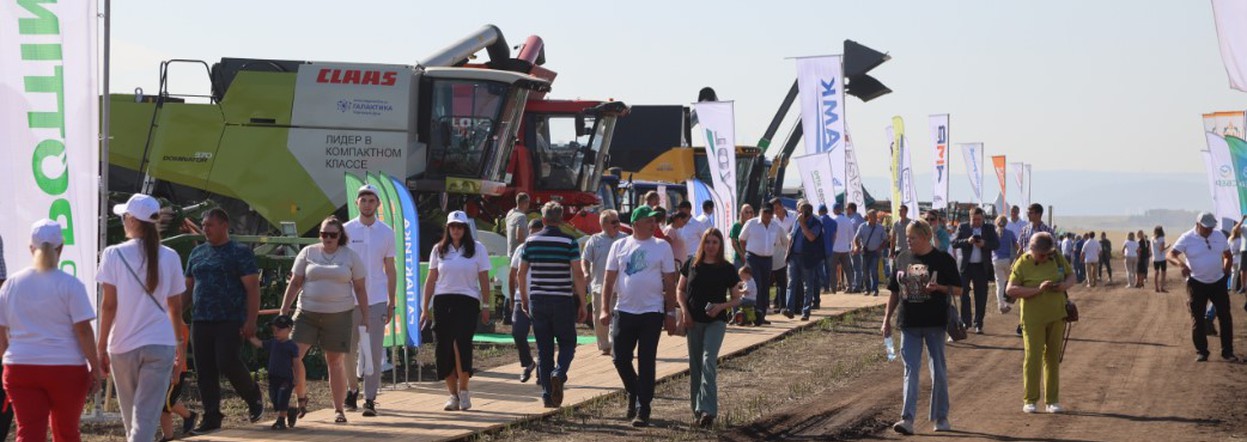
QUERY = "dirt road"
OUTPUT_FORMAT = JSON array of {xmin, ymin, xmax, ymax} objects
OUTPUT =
[{"xmin": 728, "ymin": 271, "xmax": 1247, "ymax": 441}]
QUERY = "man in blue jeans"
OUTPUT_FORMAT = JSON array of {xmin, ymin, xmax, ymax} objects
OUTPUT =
[
  {"xmin": 739, "ymin": 207, "xmax": 781, "ymax": 325},
  {"xmin": 846, "ymin": 203, "xmax": 867, "ymax": 293},
  {"xmin": 508, "ymin": 219, "xmax": 545, "ymax": 383},
  {"xmin": 519, "ymin": 202, "xmax": 588, "ymax": 408},
  {"xmin": 600, "ymin": 206, "xmax": 677, "ymax": 427},
  {"xmin": 855, "ymin": 209, "xmax": 888, "ymax": 296},
  {"xmin": 786, "ymin": 202, "xmax": 824, "ymax": 321}
]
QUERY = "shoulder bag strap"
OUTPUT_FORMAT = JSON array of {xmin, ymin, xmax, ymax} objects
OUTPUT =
[{"xmin": 117, "ymin": 251, "xmax": 168, "ymax": 313}]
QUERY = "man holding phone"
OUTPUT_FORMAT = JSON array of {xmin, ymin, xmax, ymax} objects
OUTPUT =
[{"xmin": 952, "ymin": 207, "xmax": 1000, "ymax": 335}]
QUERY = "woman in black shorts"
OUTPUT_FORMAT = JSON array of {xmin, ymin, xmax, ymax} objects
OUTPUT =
[{"xmin": 1152, "ymin": 226, "xmax": 1169, "ymax": 293}]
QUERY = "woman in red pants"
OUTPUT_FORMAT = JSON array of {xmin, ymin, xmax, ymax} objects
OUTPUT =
[{"xmin": 0, "ymin": 220, "xmax": 104, "ymax": 441}]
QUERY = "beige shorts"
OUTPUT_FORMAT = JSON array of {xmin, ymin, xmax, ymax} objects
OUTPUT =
[{"xmin": 292, "ymin": 309, "xmax": 355, "ymax": 353}]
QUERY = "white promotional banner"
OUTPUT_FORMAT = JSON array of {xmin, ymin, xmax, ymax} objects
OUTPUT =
[
  {"xmin": 1212, "ymin": 0, "xmax": 1247, "ymax": 92},
  {"xmin": 796, "ymin": 55, "xmax": 845, "ymax": 156},
  {"xmin": 901, "ymin": 135, "xmax": 917, "ymax": 215},
  {"xmin": 693, "ymin": 101, "xmax": 738, "ymax": 256},
  {"xmin": 1023, "ymin": 164, "xmax": 1033, "ymax": 210},
  {"xmin": 928, "ymin": 114, "xmax": 950, "ymax": 211},
  {"xmin": 844, "ymin": 131, "xmax": 865, "ymax": 210},
  {"xmin": 1010, "ymin": 162, "xmax": 1025, "ymax": 209},
  {"xmin": 793, "ymin": 152, "xmax": 836, "ymax": 210},
  {"xmin": 0, "ymin": 1, "xmax": 99, "ymax": 309},
  {"xmin": 1206, "ymin": 134, "xmax": 1243, "ymax": 229},
  {"xmin": 960, "ymin": 143, "xmax": 984, "ymax": 206}
]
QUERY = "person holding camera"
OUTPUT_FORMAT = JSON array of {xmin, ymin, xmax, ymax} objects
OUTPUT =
[{"xmin": 952, "ymin": 207, "xmax": 1000, "ymax": 334}]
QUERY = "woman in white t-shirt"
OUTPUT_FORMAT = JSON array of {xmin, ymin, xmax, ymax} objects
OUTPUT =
[
  {"xmin": 0, "ymin": 220, "xmax": 103, "ymax": 441},
  {"xmin": 1122, "ymin": 233, "xmax": 1140, "ymax": 288},
  {"xmin": 420, "ymin": 211, "xmax": 491, "ymax": 412},
  {"xmin": 96, "ymin": 194, "xmax": 188, "ymax": 442},
  {"xmin": 1152, "ymin": 226, "xmax": 1169, "ymax": 293},
  {"xmin": 279, "ymin": 216, "xmax": 368, "ymax": 424}
]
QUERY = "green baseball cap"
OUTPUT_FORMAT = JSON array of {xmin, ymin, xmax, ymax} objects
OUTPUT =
[{"xmin": 631, "ymin": 206, "xmax": 659, "ymax": 223}]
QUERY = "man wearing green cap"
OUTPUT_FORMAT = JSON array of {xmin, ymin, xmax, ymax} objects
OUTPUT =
[{"xmin": 599, "ymin": 206, "xmax": 677, "ymax": 427}]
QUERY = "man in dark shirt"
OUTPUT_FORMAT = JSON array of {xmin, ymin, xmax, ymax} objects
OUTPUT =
[
  {"xmin": 883, "ymin": 219, "xmax": 962, "ymax": 435},
  {"xmin": 183, "ymin": 208, "xmax": 264, "ymax": 432},
  {"xmin": 785, "ymin": 202, "xmax": 824, "ymax": 321},
  {"xmin": 1098, "ymin": 232, "xmax": 1113, "ymax": 283}
]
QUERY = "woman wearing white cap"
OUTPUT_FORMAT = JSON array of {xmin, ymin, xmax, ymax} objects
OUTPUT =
[
  {"xmin": 420, "ymin": 211, "xmax": 491, "ymax": 411},
  {"xmin": 279, "ymin": 216, "xmax": 368, "ymax": 424},
  {"xmin": 96, "ymin": 194, "xmax": 189, "ymax": 442},
  {"xmin": 0, "ymin": 219, "xmax": 103, "ymax": 441}
]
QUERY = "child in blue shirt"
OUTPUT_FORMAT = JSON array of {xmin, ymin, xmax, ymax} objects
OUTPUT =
[{"xmin": 249, "ymin": 315, "xmax": 300, "ymax": 430}]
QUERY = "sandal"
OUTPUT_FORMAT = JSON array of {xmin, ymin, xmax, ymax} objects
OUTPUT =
[
  {"xmin": 334, "ymin": 410, "xmax": 347, "ymax": 424},
  {"xmin": 297, "ymin": 397, "xmax": 309, "ymax": 418}
]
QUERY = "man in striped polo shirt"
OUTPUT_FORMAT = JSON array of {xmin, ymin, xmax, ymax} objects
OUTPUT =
[{"xmin": 519, "ymin": 202, "xmax": 587, "ymax": 408}]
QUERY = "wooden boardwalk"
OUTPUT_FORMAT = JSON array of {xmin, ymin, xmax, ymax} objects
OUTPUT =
[{"xmin": 191, "ymin": 294, "xmax": 887, "ymax": 442}]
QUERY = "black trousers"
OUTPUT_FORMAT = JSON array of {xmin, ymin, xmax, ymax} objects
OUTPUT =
[
  {"xmin": 1187, "ymin": 277, "xmax": 1234, "ymax": 357},
  {"xmin": 192, "ymin": 321, "xmax": 262, "ymax": 418},
  {"xmin": 269, "ymin": 376, "xmax": 294, "ymax": 412},
  {"xmin": 960, "ymin": 264, "xmax": 990, "ymax": 329},
  {"xmin": 611, "ymin": 311, "xmax": 664, "ymax": 411},
  {"xmin": 434, "ymin": 294, "xmax": 480, "ymax": 380}
]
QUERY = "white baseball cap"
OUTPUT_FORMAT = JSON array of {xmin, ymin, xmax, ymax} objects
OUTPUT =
[
  {"xmin": 357, "ymin": 184, "xmax": 380, "ymax": 198},
  {"xmin": 30, "ymin": 219, "xmax": 63, "ymax": 247},
  {"xmin": 113, "ymin": 193, "xmax": 161, "ymax": 223},
  {"xmin": 1197, "ymin": 212, "xmax": 1218, "ymax": 229},
  {"xmin": 446, "ymin": 210, "xmax": 471, "ymax": 226}
]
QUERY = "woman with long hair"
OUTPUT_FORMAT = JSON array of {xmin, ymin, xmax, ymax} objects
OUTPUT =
[
  {"xmin": 420, "ymin": 211, "xmax": 491, "ymax": 412},
  {"xmin": 0, "ymin": 220, "xmax": 103, "ymax": 441},
  {"xmin": 1153, "ymin": 226, "xmax": 1169, "ymax": 293},
  {"xmin": 96, "ymin": 194, "xmax": 189, "ymax": 442},
  {"xmin": 1007, "ymin": 232, "xmax": 1077, "ymax": 414},
  {"xmin": 676, "ymin": 228, "xmax": 743, "ymax": 428},
  {"xmin": 279, "ymin": 216, "xmax": 369, "ymax": 424}
]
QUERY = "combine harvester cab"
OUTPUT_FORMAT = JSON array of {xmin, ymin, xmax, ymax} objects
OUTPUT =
[{"xmin": 107, "ymin": 24, "xmax": 551, "ymax": 236}]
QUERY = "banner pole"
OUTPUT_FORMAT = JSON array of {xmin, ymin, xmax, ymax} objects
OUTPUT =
[{"xmin": 94, "ymin": 0, "xmax": 111, "ymax": 419}]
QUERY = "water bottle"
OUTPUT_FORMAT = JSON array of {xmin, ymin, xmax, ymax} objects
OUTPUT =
[{"xmin": 884, "ymin": 336, "xmax": 897, "ymax": 361}]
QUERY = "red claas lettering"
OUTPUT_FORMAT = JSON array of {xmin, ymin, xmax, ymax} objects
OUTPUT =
[{"xmin": 315, "ymin": 68, "xmax": 399, "ymax": 86}]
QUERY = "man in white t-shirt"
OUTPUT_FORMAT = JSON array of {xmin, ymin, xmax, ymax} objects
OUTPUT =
[
  {"xmin": 690, "ymin": 200, "xmax": 714, "ymax": 242},
  {"xmin": 599, "ymin": 206, "xmax": 676, "ymax": 427},
  {"xmin": 1005, "ymin": 205, "xmax": 1026, "ymax": 241},
  {"xmin": 343, "ymin": 185, "xmax": 397, "ymax": 416},
  {"xmin": 506, "ymin": 193, "xmax": 532, "ymax": 255},
  {"xmin": 1169, "ymin": 212, "xmax": 1236, "ymax": 362},
  {"xmin": 740, "ymin": 206, "xmax": 781, "ymax": 325}
]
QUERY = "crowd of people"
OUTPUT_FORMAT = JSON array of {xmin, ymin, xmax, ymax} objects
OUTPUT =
[{"xmin": 1, "ymin": 185, "xmax": 1244, "ymax": 440}]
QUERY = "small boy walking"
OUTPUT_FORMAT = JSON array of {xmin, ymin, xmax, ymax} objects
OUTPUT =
[{"xmin": 248, "ymin": 315, "xmax": 300, "ymax": 430}]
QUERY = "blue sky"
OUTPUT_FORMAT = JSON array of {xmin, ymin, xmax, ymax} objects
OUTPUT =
[{"xmin": 107, "ymin": 0, "xmax": 1240, "ymax": 214}]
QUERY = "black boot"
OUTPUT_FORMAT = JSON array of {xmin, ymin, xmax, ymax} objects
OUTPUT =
[
  {"xmin": 191, "ymin": 412, "xmax": 223, "ymax": 435},
  {"xmin": 345, "ymin": 390, "xmax": 359, "ymax": 411}
]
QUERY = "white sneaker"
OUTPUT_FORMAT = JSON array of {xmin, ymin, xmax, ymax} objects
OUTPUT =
[
  {"xmin": 892, "ymin": 419, "xmax": 914, "ymax": 435},
  {"xmin": 1022, "ymin": 403, "xmax": 1037, "ymax": 414},
  {"xmin": 933, "ymin": 419, "xmax": 951, "ymax": 432},
  {"xmin": 458, "ymin": 391, "xmax": 472, "ymax": 411},
  {"xmin": 1046, "ymin": 403, "xmax": 1064, "ymax": 414},
  {"xmin": 443, "ymin": 394, "xmax": 460, "ymax": 411}
]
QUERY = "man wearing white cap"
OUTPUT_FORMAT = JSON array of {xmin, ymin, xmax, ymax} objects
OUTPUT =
[
  {"xmin": 97, "ymin": 194, "xmax": 191, "ymax": 442},
  {"xmin": 343, "ymin": 184, "xmax": 397, "ymax": 416},
  {"xmin": 1169, "ymin": 212, "xmax": 1237, "ymax": 362}
]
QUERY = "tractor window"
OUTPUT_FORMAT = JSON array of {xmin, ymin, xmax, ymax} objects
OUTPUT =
[
  {"xmin": 532, "ymin": 115, "xmax": 594, "ymax": 190},
  {"xmin": 597, "ymin": 181, "xmax": 617, "ymax": 212},
  {"xmin": 693, "ymin": 153, "xmax": 754, "ymax": 200},
  {"xmin": 427, "ymin": 80, "xmax": 510, "ymax": 179},
  {"xmin": 579, "ymin": 116, "xmax": 614, "ymax": 193}
]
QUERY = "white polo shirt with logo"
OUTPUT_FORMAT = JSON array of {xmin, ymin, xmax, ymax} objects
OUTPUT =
[{"xmin": 1172, "ymin": 228, "xmax": 1230, "ymax": 284}]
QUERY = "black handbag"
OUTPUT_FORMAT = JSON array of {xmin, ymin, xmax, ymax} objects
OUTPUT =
[{"xmin": 947, "ymin": 296, "xmax": 968, "ymax": 341}]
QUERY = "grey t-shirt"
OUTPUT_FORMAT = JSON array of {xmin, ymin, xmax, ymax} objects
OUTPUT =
[
  {"xmin": 892, "ymin": 218, "xmax": 912, "ymax": 255},
  {"xmin": 505, "ymin": 209, "xmax": 528, "ymax": 255}
]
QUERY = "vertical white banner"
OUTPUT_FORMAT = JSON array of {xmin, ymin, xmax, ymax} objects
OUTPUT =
[
  {"xmin": 901, "ymin": 135, "xmax": 917, "ymax": 215},
  {"xmin": 928, "ymin": 114, "xmax": 950, "ymax": 211},
  {"xmin": 1023, "ymin": 164, "xmax": 1033, "ymax": 210},
  {"xmin": 960, "ymin": 143, "xmax": 984, "ymax": 206},
  {"xmin": 693, "ymin": 101, "xmax": 739, "ymax": 256},
  {"xmin": 844, "ymin": 131, "xmax": 865, "ymax": 210},
  {"xmin": 1213, "ymin": 0, "xmax": 1247, "ymax": 92},
  {"xmin": 1207, "ymin": 134, "xmax": 1243, "ymax": 229},
  {"xmin": 0, "ymin": 1, "xmax": 99, "ymax": 308},
  {"xmin": 794, "ymin": 152, "xmax": 836, "ymax": 210},
  {"xmin": 796, "ymin": 55, "xmax": 845, "ymax": 156},
  {"xmin": 1010, "ymin": 162, "xmax": 1025, "ymax": 209}
]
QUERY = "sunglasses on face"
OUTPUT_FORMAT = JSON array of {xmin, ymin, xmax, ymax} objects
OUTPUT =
[
  {"xmin": 607, "ymin": 219, "xmax": 621, "ymax": 225},
  {"xmin": 319, "ymin": 231, "xmax": 340, "ymax": 239}
]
